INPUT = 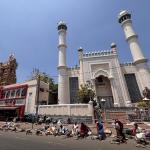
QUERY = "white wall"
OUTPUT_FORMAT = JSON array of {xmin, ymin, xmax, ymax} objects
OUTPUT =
[
  {"xmin": 24, "ymin": 79, "xmax": 49, "ymax": 114},
  {"xmin": 25, "ymin": 80, "xmax": 37, "ymax": 114},
  {"xmin": 36, "ymin": 103, "xmax": 94, "ymax": 117},
  {"xmin": 39, "ymin": 81, "xmax": 49, "ymax": 104}
]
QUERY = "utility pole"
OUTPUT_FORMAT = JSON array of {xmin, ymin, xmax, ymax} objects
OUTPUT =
[{"xmin": 35, "ymin": 74, "xmax": 40, "ymax": 122}]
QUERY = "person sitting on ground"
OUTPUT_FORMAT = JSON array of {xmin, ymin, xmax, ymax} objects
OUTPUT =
[
  {"xmin": 47, "ymin": 125, "xmax": 58, "ymax": 136},
  {"xmin": 44, "ymin": 125, "xmax": 49, "ymax": 130},
  {"xmin": 132, "ymin": 123, "xmax": 141, "ymax": 136},
  {"xmin": 79, "ymin": 122, "xmax": 91, "ymax": 138},
  {"xmin": 72, "ymin": 122, "xmax": 79, "ymax": 136},
  {"xmin": 38, "ymin": 117, "xmax": 43, "ymax": 124},
  {"xmin": 96, "ymin": 121, "xmax": 106, "ymax": 140},
  {"xmin": 45, "ymin": 117, "xmax": 51, "ymax": 124},
  {"xmin": 135, "ymin": 130, "xmax": 147, "ymax": 146},
  {"xmin": 57, "ymin": 125, "xmax": 71, "ymax": 137},
  {"xmin": 114, "ymin": 119, "xmax": 126, "ymax": 143},
  {"xmin": 57, "ymin": 125, "xmax": 68, "ymax": 135}
]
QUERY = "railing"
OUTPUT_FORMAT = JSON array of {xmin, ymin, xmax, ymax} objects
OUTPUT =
[{"xmin": 83, "ymin": 50, "xmax": 115, "ymax": 57}]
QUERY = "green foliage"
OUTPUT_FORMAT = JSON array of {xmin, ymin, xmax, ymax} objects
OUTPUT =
[
  {"xmin": 77, "ymin": 84, "xmax": 95, "ymax": 103},
  {"xmin": 30, "ymin": 69, "xmax": 54, "ymax": 86},
  {"xmin": 137, "ymin": 101, "xmax": 150, "ymax": 107},
  {"xmin": 137, "ymin": 87, "xmax": 150, "ymax": 108}
]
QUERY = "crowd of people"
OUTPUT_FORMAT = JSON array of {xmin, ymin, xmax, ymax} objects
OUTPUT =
[
  {"xmin": 112, "ymin": 119, "xmax": 150, "ymax": 147},
  {"xmin": 0, "ymin": 118, "xmax": 150, "ymax": 147},
  {"xmin": 35, "ymin": 121, "xmax": 92, "ymax": 139}
]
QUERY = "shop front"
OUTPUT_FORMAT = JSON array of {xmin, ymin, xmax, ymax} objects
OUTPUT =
[
  {"xmin": 0, "ymin": 84, "xmax": 28, "ymax": 121},
  {"xmin": 0, "ymin": 99, "xmax": 25, "ymax": 121}
]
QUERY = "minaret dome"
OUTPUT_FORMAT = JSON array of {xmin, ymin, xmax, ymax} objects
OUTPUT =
[
  {"xmin": 118, "ymin": 10, "xmax": 131, "ymax": 24},
  {"xmin": 57, "ymin": 21, "xmax": 67, "ymax": 30},
  {"xmin": 111, "ymin": 42, "xmax": 117, "ymax": 49},
  {"xmin": 78, "ymin": 47, "xmax": 83, "ymax": 52}
]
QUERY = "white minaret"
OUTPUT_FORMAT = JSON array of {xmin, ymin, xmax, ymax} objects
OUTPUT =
[
  {"xmin": 78, "ymin": 47, "xmax": 84, "ymax": 86},
  {"xmin": 57, "ymin": 21, "xmax": 70, "ymax": 104},
  {"xmin": 118, "ymin": 10, "xmax": 150, "ymax": 89}
]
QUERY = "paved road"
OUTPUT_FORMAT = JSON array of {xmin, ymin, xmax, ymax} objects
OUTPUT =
[{"xmin": 0, "ymin": 131, "xmax": 149, "ymax": 150}]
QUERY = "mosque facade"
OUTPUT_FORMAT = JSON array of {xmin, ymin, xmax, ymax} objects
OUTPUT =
[{"xmin": 57, "ymin": 10, "xmax": 150, "ymax": 107}]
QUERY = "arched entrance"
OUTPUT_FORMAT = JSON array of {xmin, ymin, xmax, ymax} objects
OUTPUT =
[{"xmin": 95, "ymin": 75, "xmax": 114, "ymax": 108}]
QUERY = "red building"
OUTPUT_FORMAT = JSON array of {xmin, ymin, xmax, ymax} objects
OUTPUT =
[{"xmin": 0, "ymin": 84, "xmax": 28, "ymax": 121}]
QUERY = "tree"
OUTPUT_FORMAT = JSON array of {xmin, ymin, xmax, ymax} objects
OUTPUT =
[
  {"xmin": 137, "ymin": 87, "xmax": 150, "ymax": 108},
  {"xmin": 137, "ymin": 101, "xmax": 150, "ymax": 107},
  {"xmin": 30, "ymin": 68, "xmax": 53, "ymax": 83},
  {"xmin": 77, "ymin": 84, "xmax": 95, "ymax": 103}
]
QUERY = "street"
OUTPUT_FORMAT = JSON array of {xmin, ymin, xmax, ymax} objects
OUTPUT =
[{"xmin": 0, "ymin": 131, "xmax": 149, "ymax": 150}]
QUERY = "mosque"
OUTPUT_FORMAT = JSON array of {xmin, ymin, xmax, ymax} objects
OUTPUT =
[
  {"xmin": 57, "ymin": 10, "xmax": 150, "ymax": 108},
  {"xmin": 0, "ymin": 10, "xmax": 149, "ymax": 121}
]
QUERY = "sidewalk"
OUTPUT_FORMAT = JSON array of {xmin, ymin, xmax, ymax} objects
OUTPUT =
[{"xmin": 0, "ymin": 121, "xmax": 150, "ymax": 135}]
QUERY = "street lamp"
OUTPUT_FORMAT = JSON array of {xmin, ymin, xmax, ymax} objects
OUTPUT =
[
  {"xmin": 101, "ymin": 98, "xmax": 106, "ymax": 122},
  {"xmin": 95, "ymin": 103, "xmax": 103, "ymax": 123},
  {"xmin": 35, "ymin": 74, "xmax": 40, "ymax": 122}
]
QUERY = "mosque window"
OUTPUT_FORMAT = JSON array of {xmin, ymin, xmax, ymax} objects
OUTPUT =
[
  {"xmin": 124, "ymin": 74, "xmax": 141, "ymax": 103},
  {"xmin": 69, "ymin": 77, "xmax": 79, "ymax": 104}
]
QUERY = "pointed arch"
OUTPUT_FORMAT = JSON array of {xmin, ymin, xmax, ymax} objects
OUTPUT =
[{"xmin": 93, "ymin": 69, "xmax": 109, "ymax": 79}]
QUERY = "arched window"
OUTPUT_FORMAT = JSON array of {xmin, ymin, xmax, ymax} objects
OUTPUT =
[
  {"xmin": 21, "ymin": 88, "xmax": 27, "ymax": 97},
  {"xmin": 11, "ymin": 90, "xmax": 15, "ymax": 98},
  {"xmin": 16, "ymin": 89, "xmax": 21, "ymax": 97},
  {"xmin": 5, "ymin": 91, "xmax": 10, "ymax": 98}
]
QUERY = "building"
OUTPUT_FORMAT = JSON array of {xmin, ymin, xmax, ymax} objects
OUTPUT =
[
  {"xmin": 0, "ymin": 54, "xmax": 17, "ymax": 86},
  {"xmin": 57, "ymin": 10, "xmax": 150, "ymax": 107},
  {"xmin": 0, "ymin": 79, "xmax": 49, "ymax": 120}
]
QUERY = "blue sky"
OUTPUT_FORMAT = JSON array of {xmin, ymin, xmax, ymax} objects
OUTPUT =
[{"xmin": 0, "ymin": 0, "xmax": 149, "ymax": 83}]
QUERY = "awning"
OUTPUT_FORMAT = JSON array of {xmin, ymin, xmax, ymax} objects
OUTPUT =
[{"xmin": 0, "ymin": 107, "xmax": 18, "ymax": 110}]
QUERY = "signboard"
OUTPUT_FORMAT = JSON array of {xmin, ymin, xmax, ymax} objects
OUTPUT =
[{"xmin": 0, "ymin": 99, "xmax": 25, "ymax": 106}]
